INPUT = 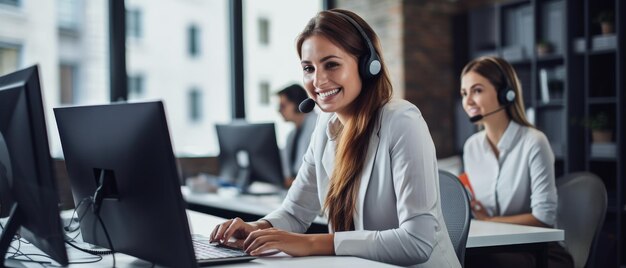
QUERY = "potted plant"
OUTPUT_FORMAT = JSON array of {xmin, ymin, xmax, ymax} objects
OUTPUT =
[
  {"xmin": 583, "ymin": 112, "xmax": 613, "ymax": 143},
  {"xmin": 595, "ymin": 11, "xmax": 615, "ymax": 35},
  {"xmin": 536, "ymin": 40, "xmax": 552, "ymax": 57}
]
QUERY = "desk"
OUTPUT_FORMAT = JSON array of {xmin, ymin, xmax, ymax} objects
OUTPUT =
[
  {"xmin": 184, "ymin": 187, "xmax": 565, "ymax": 267},
  {"xmin": 11, "ymin": 210, "xmax": 397, "ymax": 267},
  {"xmin": 467, "ymin": 220, "xmax": 563, "ymax": 248},
  {"xmin": 466, "ymin": 220, "xmax": 564, "ymax": 268},
  {"xmin": 182, "ymin": 187, "xmax": 328, "ymax": 232}
]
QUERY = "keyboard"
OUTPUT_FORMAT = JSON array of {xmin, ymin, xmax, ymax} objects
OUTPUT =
[{"xmin": 191, "ymin": 235, "xmax": 256, "ymax": 266}]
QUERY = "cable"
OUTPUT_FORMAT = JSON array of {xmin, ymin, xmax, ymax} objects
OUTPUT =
[
  {"xmin": 64, "ymin": 197, "xmax": 92, "ymax": 233},
  {"xmin": 62, "ymin": 199, "xmax": 116, "ymax": 266},
  {"xmin": 7, "ymin": 253, "xmax": 52, "ymax": 266},
  {"xmin": 58, "ymin": 180, "xmax": 116, "ymax": 266},
  {"xmin": 63, "ymin": 199, "xmax": 115, "ymax": 255},
  {"xmin": 6, "ymin": 242, "xmax": 45, "ymax": 267},
  {"xmin": 66, "ymin": 254, "xmax": 103, "ymax": 265},
  {"xmin": 64, "ymin": 240, "xmax": 113, "ymax": 255},
  {"xmin": 12, "ymin": 237, "xmax": 21, "ymax": 257},
  {"xmin": 96, "ymin": 214, "xmax": 116, "ymax": 267},
  {"xmin": 64, "ymin": 200, "xmax": 92, "ymax": 242}
]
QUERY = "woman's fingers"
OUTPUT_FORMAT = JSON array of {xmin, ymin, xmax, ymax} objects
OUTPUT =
[
  {"xmin": 245, "ymin": 233, "xmax": 278, "ymax": 254},
  {"xmin": 210, "ymin": 219, "xmax": 234, "ymax": 242},
  {"xmin": 222, "ymin": 217, "xmax": 246, "ymax": 243},
  {"xmin": 243, "ymin": 227, "xmax": 275, "ymax": 249}
]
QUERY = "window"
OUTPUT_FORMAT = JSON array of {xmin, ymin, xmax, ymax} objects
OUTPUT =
[
  {"xmin": 188, "ymin": 89, "xmax": 202, "ymax": 122},
  {"xmin": 258, "ymin": 18, "xmax": 270, "ymax": 45},
  {"xmin": 243, "ymin": 0, "xmax": 322, "ymax": 148},
  {"xmin": 126, "ymin": 0, "xmax": 230, "ymax": 156},
  {"xmin": 259, "ymin": 81, "xmax": 270, "ymax": 105},
  {"xmin": 0, "ymin": 0, "xmax": 19, "ymax": 7},
  {"xmin": 128, "ymin": 74, "xmax": 144, "ymax": 99},
  {"xmin": 188, "ymin": 24, "xmax": 200, "ymax": 57},
  {"xmin": 2, "ymin": 1, "xmax": 109, "ymax": 157},
  {"xmin": 0, "ymin": 45, "xmax": 19, "ymax": 75},
  {"xmin": 57, "ymin": 0, "xmax": 80, "ymax": 30},
  {"xmin": 126, "ymin": 8, "xmax": 142, "ymax": 38},
  {"xmin": 59, "ymin": 64, "xmax": 77, "ymax": 104}
]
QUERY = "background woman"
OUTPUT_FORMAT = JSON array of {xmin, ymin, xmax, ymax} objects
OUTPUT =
[{"xmin": 460, "ymin": 56, "xmax": 573, "ymax": 268}]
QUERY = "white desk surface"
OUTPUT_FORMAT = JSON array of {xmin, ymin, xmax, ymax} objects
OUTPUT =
[
  {"xmin": 182, "ymin": 186, "xmax": 328, "ymax": 225},
  {"xmin": 466, "ymin": 220, "xmax": 563, "ymax": 248},
  {"xmin": 12, "ymin": 210, "xmax": 397, "ymax": 267},
  {"xmin": 182, "ymin": 186, "xmax": 564, "ymax": 249}
]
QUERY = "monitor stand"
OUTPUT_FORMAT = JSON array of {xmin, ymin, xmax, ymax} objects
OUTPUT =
[
  {"xmin": 0, "ymin": 203, "xmax": 27, "ymax": 267},
  {"xmin": 231, "ymin": 165, "xmax": 282, "ymax": 196}
]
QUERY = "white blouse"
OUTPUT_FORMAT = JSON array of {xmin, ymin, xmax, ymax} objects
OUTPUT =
[{"xmin": 463, "ymin": 121, "xmax": 558, "ymax": 226}]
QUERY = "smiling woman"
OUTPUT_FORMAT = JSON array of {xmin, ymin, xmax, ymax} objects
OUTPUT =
[
  {"xmin": 460, "ymin": 56, "xmax": 573, "ymax": 268},
  {"xmin": 300, "ymin": 35, "xmax": 362, "ymax": 122},
  {"xmin": 210, "ymin": 9, "xmax": 460, "ymax": 267}
]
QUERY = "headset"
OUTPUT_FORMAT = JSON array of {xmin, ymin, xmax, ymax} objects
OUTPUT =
[
  {"xmin": 486, "ymin": 57, "xmax": 516, "ymax": 105},
  {"xmin": 331, "ymin": 11, "xmax": 381, "ymax": 80}
]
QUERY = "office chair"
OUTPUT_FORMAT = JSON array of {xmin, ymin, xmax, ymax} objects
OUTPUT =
[
  {"xmin": 438, "ymin": 170, "xmax": 471, "ymax": 266},
  {"xmin": 555, "ymin": 172, "xmax": 607, "ymax": 268}
]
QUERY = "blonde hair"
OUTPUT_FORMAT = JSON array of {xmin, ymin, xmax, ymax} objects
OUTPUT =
[
  {"xmin": 461, "ymin": 56, "xmax": 533, "ymax": 127},
  {"xmin": 296, "ymin": 9, "xmax": 392, "ymax": 231}
]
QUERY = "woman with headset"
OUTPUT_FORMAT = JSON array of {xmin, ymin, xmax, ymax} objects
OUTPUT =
[
  {"xmin": 460, "ymin": 56, "xmax": 573, "ymax": 267},
  {"xmin": 210, "ymin": 9, "xmax": 460, "ymax": 267}
]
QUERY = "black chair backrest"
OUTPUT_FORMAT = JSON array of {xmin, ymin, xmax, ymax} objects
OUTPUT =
[{"xmin": 438, "ymin": 170, "xmax": 471, "ymax": 266}]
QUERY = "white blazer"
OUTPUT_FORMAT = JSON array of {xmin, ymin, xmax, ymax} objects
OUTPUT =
[{"xmin": 263, "ymin": 99, "xmax": 460, "ymax": 267}]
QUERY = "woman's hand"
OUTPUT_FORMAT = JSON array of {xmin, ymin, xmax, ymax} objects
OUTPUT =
[
  {"xmin": 209, "ymin": 218, "xmax": 271, "ymax": 247},
  {"xmin": 243, "ymin": 228, "xmax": 334, "ymax": 257},
  {"xmin": 471, "ymin": 200, "xmax": 491, "ymax": 220}
]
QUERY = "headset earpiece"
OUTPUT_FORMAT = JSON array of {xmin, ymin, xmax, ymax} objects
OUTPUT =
[
  {"xmin": 489, "ymin": 57, "xmax": 516, "ymax": 105},
  {"xmin": 359, "ymin": 52, "xmax": 381, "ymax": 80},
  {"xmin": 333, "ymin": 11, "xmax": 381, "ymax": 80},
  {"xmin": 498, "ymin": 86, "xmax": 516, "ymax": 105}
]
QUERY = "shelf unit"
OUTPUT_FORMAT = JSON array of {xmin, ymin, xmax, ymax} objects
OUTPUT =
[{"xmin": 462, "ymin": 0, "xmax": 624, "ymax": 266}]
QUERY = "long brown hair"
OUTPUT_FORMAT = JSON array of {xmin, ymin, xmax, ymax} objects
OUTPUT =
[
  {"xmin": 296, "ymin": 9, "xmax": 392, "ymax": 231},
  {"xmin": 460, "ymin": 56, "xmax": 533, "ymax": 127}
]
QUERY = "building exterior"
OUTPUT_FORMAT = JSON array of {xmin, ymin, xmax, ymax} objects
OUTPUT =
[{"xmin": 0, "ymin": 0, "xmax": 321, "ymax": 157}]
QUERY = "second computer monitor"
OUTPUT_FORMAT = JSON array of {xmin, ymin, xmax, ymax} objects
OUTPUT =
[
  {"xmin": 216, "ymin": 122, "xmax": 284, "ymax": 193},
  {"xmin": 55, "ymin": 101, "xmax": 198, "ymax": 268}
]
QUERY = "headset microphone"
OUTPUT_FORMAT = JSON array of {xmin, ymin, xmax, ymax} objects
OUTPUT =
[
  {"xmin": 469, "ymin": 106, "xmax": 507, "ymax": 123},
  {"xmin": 299, "ymin": 98, "xmax": 316, "ymax": 113}
]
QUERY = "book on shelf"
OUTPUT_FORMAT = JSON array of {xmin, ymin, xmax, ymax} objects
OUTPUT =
[
  {"xmin": 573, "ymin": 38, "xmax": 586, "ymax": 53},
  {"xmin": 538, "ymin": 67, "xmax": 565, "ymax": 103},
  {"xmin": 591, "ymin": 143, "xmax": 617, "ymax": 158},
  {"xmin": 539, "ymin": 68, "xmax": 550, "ymax": 103},
  {"xmin": 592, "ymin": 34, "xmax": 617, "ymax": 51},
  {"xmin": 502, "ymin": 46, "xmax": 526, "ymax": 62}
]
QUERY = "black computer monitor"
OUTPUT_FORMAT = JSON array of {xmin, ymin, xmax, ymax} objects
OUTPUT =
[
  {"xmin": 0, "ymin": 65, "xmax": 69, "ymax": 266},
  {"xmin": 216, "ymin": 122, "xmax": 285, "ymax": 193},
  {"xmin": 55, "ymin": 101, "xmax": 254, "ymax": 268}
]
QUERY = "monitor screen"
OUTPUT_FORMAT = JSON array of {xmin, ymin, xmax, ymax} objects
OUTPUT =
[
  {"xmin": 216, "ymin": 122, "xmax": 285, "ymax": 194},
  {"xmin": 0, "ymin": 65, "xmax": 68, "ymax": 266},
  {"xmin": 54, "ymin": 101, "xmax": 198, "ymax": 268}
]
